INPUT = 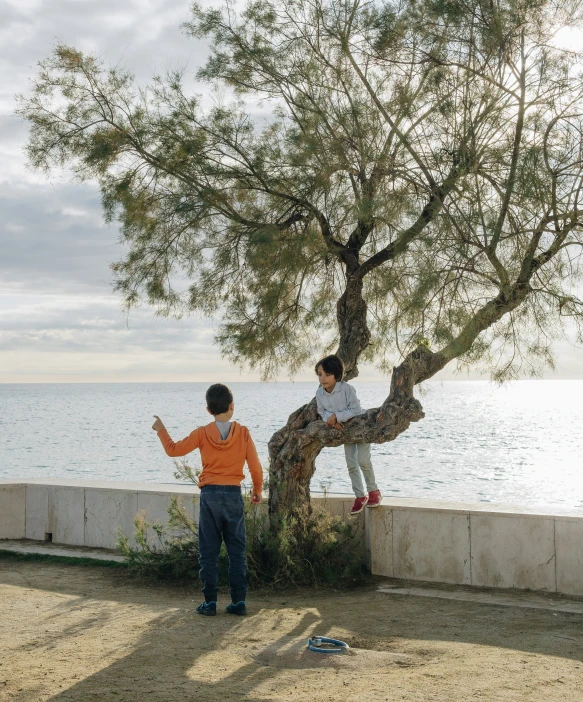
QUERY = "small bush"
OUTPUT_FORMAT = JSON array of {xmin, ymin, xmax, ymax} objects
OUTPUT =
[
  {"xmin": 248, "ymin": 502, "xmax": 366, "ymax": 588},
  {"xmin": 117, "ymin": 467, "xmax": 366, "ymax": 588},
  {"xmin": 117, "ymin": 496, "xmax": 200, "ymax": 581}
]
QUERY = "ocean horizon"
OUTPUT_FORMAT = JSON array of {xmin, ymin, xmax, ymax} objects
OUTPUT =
[{"xmin": 1, "ymin": 379, "xmax": 582, "ymax": 512}]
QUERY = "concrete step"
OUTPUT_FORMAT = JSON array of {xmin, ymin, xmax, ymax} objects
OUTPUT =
[
  {"xmin": 378, "ymin": 582, "xmax": 583, "ymax": 614},
  {"xmin": 0, "ymin": 539, "xmax": 125, "ymax": 563}
]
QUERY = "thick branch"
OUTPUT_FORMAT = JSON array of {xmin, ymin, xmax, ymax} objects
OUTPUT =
[
  {"xmin": 316, "ymin": 212, "xmax": 359, "ymax": 271},
  {"xmin": 488, "ymin": 31, "xmax": 526, "ymax": 254},
  {"xmin": 357, "ymin": 165, "xmax": 464, "ymax": 277},
  {"xmin": 336, "ymin": 275, "xmax": 371, "ymax": 380}
]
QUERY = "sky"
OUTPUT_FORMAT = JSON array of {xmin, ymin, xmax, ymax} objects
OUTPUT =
[{"xmin": 1, "ymin": 1, "xmax": 583, "ymax": 384}]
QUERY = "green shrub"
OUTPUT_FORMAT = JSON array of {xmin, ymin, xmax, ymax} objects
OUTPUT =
[
  {"xmin": 248, "ymin": 501, "xmax": 366, "ymax": 587},
  {"xmin": 117, "ymin": 461, "xmax": 367, "ymax": 588},
  {"xmin": 117, "ymin": 496, "xmax": 200, "ymax": 581}
]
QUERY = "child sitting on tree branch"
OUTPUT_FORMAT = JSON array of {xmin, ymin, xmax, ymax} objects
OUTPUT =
[{"xmin": 315, "ymin": 355, "xmax": 382, "ymax": 515}]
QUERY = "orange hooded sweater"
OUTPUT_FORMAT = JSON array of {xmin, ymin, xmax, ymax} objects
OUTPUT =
[{"xmin": 157, "ymin": 422, "xmax": 263, "ymax": 493}]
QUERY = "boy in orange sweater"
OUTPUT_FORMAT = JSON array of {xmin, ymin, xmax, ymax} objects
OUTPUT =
[{"xmin": 152, "ymin": 384, "xmax": 263, "ymax": 616}]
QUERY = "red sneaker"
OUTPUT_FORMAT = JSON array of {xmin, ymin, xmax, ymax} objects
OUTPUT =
[
  {"xmin": 366, "ymin": 489, "xmax": 382, "ymax": 508},
  {"xmin": 349, "ymin": 496, "xmax": 368, "ymax": 515}
]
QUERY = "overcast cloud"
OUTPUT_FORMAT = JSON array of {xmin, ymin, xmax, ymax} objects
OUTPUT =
[
  {"xmin": 1, "ymin": 0, "xmax": 583, "ymax": 382},
  {"xmin": 0, "ymin": 0, "xmax": 240, "ymax": 383}
]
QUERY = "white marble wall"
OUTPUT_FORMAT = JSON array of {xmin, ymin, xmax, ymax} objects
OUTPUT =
[
  {"xmin": 393, "ymin": 508, "xmax": 471, "ymax": 584},
  {"xmin": 49, "ymin": 486, "xmax": 85, "ymax": 545},
  {"xmin": 378, "ymin": 502, "xmax": 583, "ymax": 595},
  {"xmin": 469, "ymin": 513, "xmax": 555, "ymax": 591},
  {"xmin": 85, "ymin": 489, "xmax": 138, "ymax": 549},
  {"xmin": 1, "ymin": 480, "xmax": 582, "ymax": 596},
  {"xmin": 365, "ymin": 506, "xmax": 392, "ymax": 577},
  {"xmin": 25, "ymin": 484, "xmax": 48, "ymax": 541},
  {"xmin": 364, "ymin": 500, "xmax": 583, "ymax": 596}
]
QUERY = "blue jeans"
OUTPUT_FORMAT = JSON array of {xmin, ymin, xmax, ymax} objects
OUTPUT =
[{"xmin": 198, "ymin": 485, "xmax": 247, "ymax": 603}]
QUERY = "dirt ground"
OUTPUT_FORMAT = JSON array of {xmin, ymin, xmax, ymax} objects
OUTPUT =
[{"xmin": 1, "ymin": 561, "xmax": 582, "ymax": 702}]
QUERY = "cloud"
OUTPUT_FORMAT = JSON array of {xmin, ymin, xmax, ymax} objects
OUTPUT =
[
  {"xmin": 0, "ymin": 294, "xmax": 213, "ymax": 347},
  {"xmin": 0, "ymin": 1, "xmax": 229, "ymax": 383},
  {"xmin": 0, "ymin": 291, "xmax": 244, "ymax": 382},
  {"xmin": 0, "ymin": 180, "xmax": 117, "ymax": 294},
  {"xmin": 0, "ymin": 0, "xmax": 201, "ymax": 100}
]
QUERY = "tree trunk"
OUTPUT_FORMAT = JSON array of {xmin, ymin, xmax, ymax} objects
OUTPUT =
[
  {"xmin": 267, "ymin": 269, "xmax": 434, "ymax": 522},
  {"xmin": 336, "ymin": 275, "xmax": 370, "ymax": 380}
]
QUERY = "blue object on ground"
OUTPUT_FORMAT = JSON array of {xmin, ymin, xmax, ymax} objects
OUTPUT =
[{"xmin": 307, "ymin": 636, "xmax": 349, "ymax": 654}]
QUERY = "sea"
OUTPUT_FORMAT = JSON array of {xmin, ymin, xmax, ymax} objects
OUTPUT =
[{"xmin": 1, "ymin": 380, "xmax": 582, "ymax": 512}]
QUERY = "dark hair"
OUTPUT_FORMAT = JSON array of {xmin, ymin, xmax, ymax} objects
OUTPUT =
[
  {"xmin": 206, "ymin": 383, "xmax": 233, "ymax": 415},
  {"xmin": 314, "ymin": 355, "xmax": 344, "ymax": 381}
]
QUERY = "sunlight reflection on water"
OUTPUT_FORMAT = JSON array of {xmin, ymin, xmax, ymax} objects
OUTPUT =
[{"xmin": 1, "ymin": 380, "xmax": 582, "ymax": 511}]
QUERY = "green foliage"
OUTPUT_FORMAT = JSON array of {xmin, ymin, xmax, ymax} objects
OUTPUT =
[
  {"xmin": 116, "ymin": 494, "xmax": 366, "ymax": 588},
  {"xmin": 250, "ymin": 503, "xmax": 366, "ymax": 587},
  {"xmin": 17, "ymin": 0, "xmax": 583, "ymax": 381},
  {"xmin": 117, "ymin": 496, "xmax": 200, "ymax": 581}
]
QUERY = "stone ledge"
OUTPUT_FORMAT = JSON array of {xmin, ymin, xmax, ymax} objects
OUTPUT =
[
  {"xmin": 377, "ymin": 580, "xmax": 583, "ymax": 613},
  {"xmin": 0, "ymin": 538, "xmax": 125, "ymax": 563},
  {"xmin": 1, "ymin": 480, "xmax": 582, "ymax": 596}
]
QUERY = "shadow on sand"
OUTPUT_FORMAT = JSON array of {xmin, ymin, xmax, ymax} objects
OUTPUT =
[{"xmin": 1, "ymin": 560, "xmax": 582, "ymax": 701}]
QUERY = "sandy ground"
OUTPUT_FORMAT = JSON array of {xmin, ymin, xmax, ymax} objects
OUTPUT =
[{"xmin": 1, "ymin": 561, "xmax": 582, "ymax": 701}]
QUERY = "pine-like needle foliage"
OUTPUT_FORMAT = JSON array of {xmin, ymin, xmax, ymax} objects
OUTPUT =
[{"xmin": 18, "ymin": 0, "xmax": 583, "ymax": 380}]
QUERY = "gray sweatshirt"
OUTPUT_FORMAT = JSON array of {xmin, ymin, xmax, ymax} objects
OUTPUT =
[{"xmin": 316, "ymin": 381, "xmax": 363, "ymax": 423}]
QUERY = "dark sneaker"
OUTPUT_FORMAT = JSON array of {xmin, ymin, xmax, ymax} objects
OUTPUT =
[
  {"xmin": 225, "ymin": 601, "xmax": 247, "ymax": 616},
  {"xmin": 366, "ymin": 489, "xmax": 382, "ymax": 508},
  {"xmin": 349, "ymin": 496, "xmax": 368, "ymax": 515},
  {"xmin": 196, "ymin": 601, "xmax": 216, "ymax": 616}
]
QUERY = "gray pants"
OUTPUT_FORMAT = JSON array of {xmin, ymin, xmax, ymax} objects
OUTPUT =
[{"xmin": 344, "ymin": 443, "xmax": 378, "ymax": 498}]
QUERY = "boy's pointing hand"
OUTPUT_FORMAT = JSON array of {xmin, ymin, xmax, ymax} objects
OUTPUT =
[{"xmin": 152, "ymin": 415, "xmax": 165, "ymax": 432}]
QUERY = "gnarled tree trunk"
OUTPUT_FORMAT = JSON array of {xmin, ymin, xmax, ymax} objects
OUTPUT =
[{"xmin": 336, "ymin": 275, "xmax": 370, "ymax": 381}]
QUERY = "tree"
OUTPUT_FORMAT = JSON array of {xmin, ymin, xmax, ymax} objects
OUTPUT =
[{"xmin": 19, "ymin": 0, "xmax": 583, "ymax": 522}]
